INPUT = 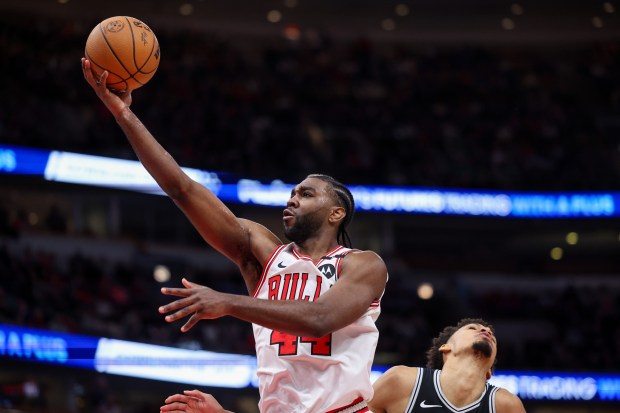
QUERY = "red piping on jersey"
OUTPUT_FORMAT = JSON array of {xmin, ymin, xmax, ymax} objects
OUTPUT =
[
  {"xmin": 252, "ymin": 244, "xmax": 286, "ymax": 298},
  {"xmin": 325, "ymin": 397, "xmax": 368, "ymax": 413},
  {"xmin": 334, "ymin": 248, "xmax": 358, "ymax": 281},
  {"xmin": 292, "ymin": 244, "xmax": 345, "ymax": 266},
  {"xmin": 317, "ymin": 245, "xmax": 345, "ymax": 268}
]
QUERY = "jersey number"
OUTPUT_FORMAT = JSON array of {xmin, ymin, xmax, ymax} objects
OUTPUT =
[{"xmin": 270, "ymin": 331, "xmax": 332, "ymax": 356}]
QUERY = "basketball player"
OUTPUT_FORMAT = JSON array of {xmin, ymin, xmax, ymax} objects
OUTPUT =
[
  {"xmin": 81, "ymin": 59, "xmax": 388, "ymax": 413},
  {"xmin": 159, "ymin": 318, "xmax": 525, "ymax": 413},
  {"xmin": 368, "ymin": 318, "xmax": 526, "ymax": 413}
]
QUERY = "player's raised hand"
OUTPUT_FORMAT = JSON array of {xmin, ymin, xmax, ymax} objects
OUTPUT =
[
  {"xmin": 81, "ymin": 57, "xmax": 132, "ymax": 116},
  {"xmin": 160, "ymin": 390, "xmax": 234, "ymax": 413},
  {"xmin": 159, "ymin": 278, "xmax": 229, "ymax": 332}
]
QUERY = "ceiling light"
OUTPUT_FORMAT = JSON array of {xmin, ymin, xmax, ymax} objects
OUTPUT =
[
  {"xmin": 179, "ymin": 4, "xmax": 194, "ymax": 16},
  {"xmin": 603, "ymin": 2, "xmax": 615, "ymax": 13},
  {"xmin": 592, "ymin": 16, "xmax": 604, "ymax": 28},
  {"xmin": 501, "ymin": 18, "xmax": 516, "ymax": 30},
  {"xmin": 510, "ymin": 3, "xmax": 524, "ymax": 16},
  {"xmin": 267, "ymin": 10, "xmax": 283, "ymax": 23},
  {"xmin": 381, "ymin": 18, "xmax": 396, "ymax": 31},
  {"xmin": 550, "ymin": 247, "xmax": 563, "ymax": 260},
  {"xmin": 395, "ymin": 4, "xmax": 410, "ymax": 17},
  {"xmin": 153, "ymin": 265, "xmax": 171, "ymax": 283},
  {"xmin": 417, "ymin": 282, "xmax": 434, "ymax": 300},
  {"xmin": 566, "ymin": 232, "xmax": 578, "ymax": 245}
]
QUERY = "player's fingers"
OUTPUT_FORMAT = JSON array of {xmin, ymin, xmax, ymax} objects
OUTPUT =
[
  {"xmin": 162, "ymin": 303, "xmax": 200, "ymax": 324},
  {"xmin": 120, "ymin": 90, "xmax": 133, "ymax": 105},
  {"xmin": 184, "ymin": 390, "xmax": 207, "ymax": 400},
  {"xmin": 160, "ymin": 402, "xmax": 187, "ymax": 412},
  {"xmin": 81, "ymin": 59, "xmax": 97, "ymax": 86},
  {"xmin": 182, "ymin": 278, "xmax": 203, "ymax": 289},
  {"xmin": 164, "ymin": 394, "xmax": 192, "ymax": 404},
  {"xmin": 97, "ymin": 70, "xmax": 109, "ymax": 88},
  {"xmin": 181, "ymin": 313, "xmax": 201, "ymax": 332},
  {"xmin": 81, "ymin": 58, "xmax": 90, "ymax": 74},
  {"xmin": 161, "ymin": 287, "xmax": 193, "ymax": 298},
  {"xmin": 181, "ymin": 278, "xmax": 198, "ymax": 288},
  {"xmin": 159, "ymin": 297, "xmax": 195, "ymax": 316}
]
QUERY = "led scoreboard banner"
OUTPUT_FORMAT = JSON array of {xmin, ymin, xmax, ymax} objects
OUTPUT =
[
  {"xmin": 490, "ymin": 371, "xmax": 620, "ymax": 403},
  {"xmin": 1, "ymin": 324, "xmax": 619, "ymax": 402},
  {"xmin": 1, "ymin": 144, "xmax": 619, "ymax": 218},
  {"xmin": 0, "ymin": 324, "xmax": 256, "ymax": 389}
]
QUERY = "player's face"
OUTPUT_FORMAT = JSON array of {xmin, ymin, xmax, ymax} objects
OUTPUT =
[
  {"xmin": 283, "ymin": 178, "xmax": 334, "ymax": 243},
  {"xmin": 450, "ymin": 323, "xmax": 498, "ymax": 362}
]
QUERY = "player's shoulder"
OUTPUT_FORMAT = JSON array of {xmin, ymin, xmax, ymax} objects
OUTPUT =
[
  {"xmin": 344, "ymin": 249, "xmax": 387, "ymax": 267},
  {"xmin": 370, "ymin": 366, "xmax": 420, "ymax": 412},
  {"xmin": 341, "ymin": 249, "xmax": 388, "ymax": 284},
  {"xmin": 378, "ymin": 365, "xmax": 420, "ymax": 386},
  {"xmin": 494, "ymin": 388, "xmax": 526, "ymax": 413}
]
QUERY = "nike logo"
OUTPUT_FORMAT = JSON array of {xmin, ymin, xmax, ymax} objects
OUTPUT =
[
  {"xmin": 277, "ymin": 261, "xmax": 286, "ymax": 268},
  {"xmin": 420, "ymin": 400, "xmax": 442, "ymax": 408}
]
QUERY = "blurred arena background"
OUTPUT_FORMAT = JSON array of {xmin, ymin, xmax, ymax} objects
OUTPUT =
[{"xmin": 1, "ymin": 0, "xmax": 619, "ymax": 412}]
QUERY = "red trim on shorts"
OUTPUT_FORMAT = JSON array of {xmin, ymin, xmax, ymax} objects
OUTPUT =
[
  {"xmin": 251, "ymin": 244, "xmax": 286, "ymax": 298},
  {"xmin": 326, "ymin": 397, "xmax": 368, "ymax": 413}
]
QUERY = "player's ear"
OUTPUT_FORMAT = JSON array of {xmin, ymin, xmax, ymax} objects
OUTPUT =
[
  {"xmin": 485, "ymin": 368, "xmax": 492, "ymax": 380},
  {"xmin": 439, "ymin": 343, "xmax": 451, "ymax": 354},
  {"xmin": 328, "ymin": 206, "xmax": 346, "ymax": 225}
]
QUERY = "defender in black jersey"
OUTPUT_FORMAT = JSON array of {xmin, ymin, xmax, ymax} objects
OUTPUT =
[{"xmin": 368, "ymin": 318, "xmax": 525, "ymax": 413}]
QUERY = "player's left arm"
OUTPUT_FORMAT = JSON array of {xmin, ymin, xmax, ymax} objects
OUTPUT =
[
  {"xmin": 495, "ymin": 389, "xmax": 526, "ymax": 413},
  {"xmin": 306, "ymin": 250, "xmax": 388, "ymax": 335},
  {"xmin": 160, "ymin": 250, "xmax": 387, "ymax": 337}
]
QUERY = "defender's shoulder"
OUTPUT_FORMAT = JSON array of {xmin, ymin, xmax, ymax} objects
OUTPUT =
[{"xmin": 495, "ymin": 388, "xmax": 526, "ymax": 413}]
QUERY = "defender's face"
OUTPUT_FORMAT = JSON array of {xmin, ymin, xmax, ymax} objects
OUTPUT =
[
  {"xmin": 282, "ymin": 178, "xmax": 334, "ymax": 243},
  {"xmin": 449, "ymin": 323, "xmax": 498, "ymax": 362}
]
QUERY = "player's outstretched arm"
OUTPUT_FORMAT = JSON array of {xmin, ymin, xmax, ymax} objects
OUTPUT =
[
  {"xmin": 160, "ymin": 251, "xmax": 387, "ymax": 336},
  {"xmin": 81, "ymin": 59, "xmax": 280, "ymax": 285},
  {"xmin": 160, "ymin": 390, "xmax": 234, "ymax": 413}
]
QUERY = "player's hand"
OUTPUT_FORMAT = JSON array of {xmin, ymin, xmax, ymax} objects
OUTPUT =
[
  {"xmin": 81, "ymin": 57, "xmax": 132, "ymax": 117},
  {"xmin": 159, "ymin": 278, "xmax": 229, "ymax": 332},
  {"xmin": 160, "ymin": 390, "xmax": 233, "ymax": 413}
]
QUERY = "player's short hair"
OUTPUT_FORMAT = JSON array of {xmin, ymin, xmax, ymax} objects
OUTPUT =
[
  {"xmin": 307, "ymin": 174, "xmax": 355, "ymax": 248},
  {"xmin": 425, "ymin": 318, "xmax": 497, "ymax": 371}
]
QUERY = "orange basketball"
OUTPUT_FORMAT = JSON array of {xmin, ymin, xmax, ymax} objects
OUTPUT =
[{"xmin": 85, "ymin": 16, "xmax": 160, "ymax": 92}]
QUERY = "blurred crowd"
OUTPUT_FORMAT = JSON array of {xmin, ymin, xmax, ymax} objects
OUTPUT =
[
  {"xmin": 2, "ymin": 235, "xmax": 619, "ymax": 374},
  {"xmin": 1, "ymin": 13, "xmax": 620, "ymax": 190}
]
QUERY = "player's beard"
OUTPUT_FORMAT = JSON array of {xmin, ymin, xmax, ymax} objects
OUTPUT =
[
  {"xmin": 472, "ymin": 340, "xmax": 493, "ymax": 358},
  {"xmin": 284, "ymin": 211, "xmax": 323, "ymax": 244}
]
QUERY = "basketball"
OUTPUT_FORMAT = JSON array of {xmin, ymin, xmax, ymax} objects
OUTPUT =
[{"xmin": 85, "ymin": 16, "xmax": 160, "ymax": 92}]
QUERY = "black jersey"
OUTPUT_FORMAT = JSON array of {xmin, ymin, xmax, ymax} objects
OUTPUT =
[{"xmin": 404, "ymin": 368, "xmax": 500, "ymax": 413}]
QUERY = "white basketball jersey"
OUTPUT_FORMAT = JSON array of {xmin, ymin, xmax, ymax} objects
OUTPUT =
[{"xmin": 251, "ymin": 243, "xmax": 382, "ymax": 413}]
